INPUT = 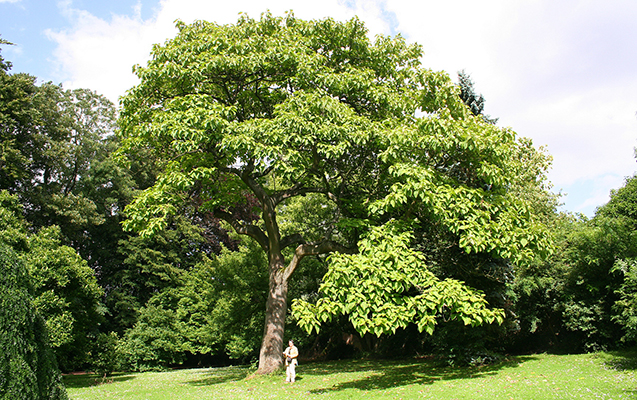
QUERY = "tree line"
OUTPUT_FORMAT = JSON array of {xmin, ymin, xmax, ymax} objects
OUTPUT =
[{"xmin": 1, "ymin": 13, "xmax": 636, "ymax": 396}]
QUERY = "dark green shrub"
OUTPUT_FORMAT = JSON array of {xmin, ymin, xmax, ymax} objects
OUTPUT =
[
  {"xmin": 0, "ymin": 244, "xmax": 67, "ymax": 399},
  {"xmin": 88, "ymin": 332, "xmax": 121, "ymax": 376}
]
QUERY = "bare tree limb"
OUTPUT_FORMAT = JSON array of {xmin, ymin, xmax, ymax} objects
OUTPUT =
[
  {"xmin": 214, "ymin": 209, "xmax": 269, "ymax": 252},
  {"xmin": 271, "ymin": 184, "xmax": 328, "ymax": 205},
  {"xmin": 283, "ymin": 240, "xmax": 357, "ymax": 282},
  {"xmin": 280, "ymin": 233, "xmax": 304, "ymax": 250}
]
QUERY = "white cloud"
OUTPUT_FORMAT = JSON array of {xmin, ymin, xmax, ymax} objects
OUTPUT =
[{"xmin": 46, "ymin": 1, "xmax": 174, "ymax": 103}]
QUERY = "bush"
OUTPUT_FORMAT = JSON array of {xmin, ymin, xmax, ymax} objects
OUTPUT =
[
  {"xmin": 118, "ymin": 304, "xmax": 187, "ymax": 371},
  {"xmin": 88, "ymin": 332, "xmax": 121, "ymax": 376}
]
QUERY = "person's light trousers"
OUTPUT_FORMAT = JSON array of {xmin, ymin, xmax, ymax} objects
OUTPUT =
[{"xmin": 286, "ymin": 363, "xmax": 296, "ymax": 382}]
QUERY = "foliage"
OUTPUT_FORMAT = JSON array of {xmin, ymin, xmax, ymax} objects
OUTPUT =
[
  {"xmin": 613, "ymin": 258, "xmax": 637, "ymax": 342},
  {"xmin": 88, "ymin": 332, "xmax": 121, "ymax": 377},
  {"xmin": 103, "ymin": 215, "xmax": 214, "ymax": 334},
  {"xmin": 512, "ymin": 172, "xmax": 637, "ymax": 353},
  {"xmin": 596, "ymin": 174, "xmax": 637, "ymax": 226},
  {"xmin": 0, "ymin": 243, "xmax": 68, "ymax": 400},
  {"xmin": 293, "ymin": 223, "xmax": 505, "ymax": 336},
  {"xmin": 21, "ymin": 84, "xmax": 117, "ymax": 249},
  {"xmin": 0, "ymin": 47, "xmax": 123, "ymax": 371},
  {"xmin": 0, "ymin": 45, "xmax": 122, "ymax": 300},
  {"xmin": 24, "ymin": 225, "xmax": 105, "ymax": 371},
  {"xmin": 119, "ymin": 12, "xmax": 552, "ymax": 263},
  {"xmin": 0, "ymin": 190, "xmax": 28, "ymax": 251},
  {"xmin": 118, "ymin": 239, "xmax": 268, "ymax": 371},
  {"xmin": 0, "ymin": 55, "xmax": 117, "ymax": 239},
  {"xmin": 600, "ymin": 174, "xmax": 637, "ymax": 343},
  {"xmin": 457, "ymin": 70, "xmax": 498, "ymax": 124},
  {"xmin": 511, "ymin": 214, "xmax": 573, "ymax": 351},
  {"xmin": 192, "ymin": 241, "xmax": 268, "ymax": 359},
  {"xmin": 0, "ymin": 44, "xmax": 39, "ymax": 193},
  {"xmin": 559, "ymin": 217, "xmax": 628, "ymax": 350},
  {"xmin": 0, "ymin": 190, "xmax": 105, "ymax": 371},
  {"xmin": 117, "ymin": 304, "xmax": 189, "ymax": 371}
]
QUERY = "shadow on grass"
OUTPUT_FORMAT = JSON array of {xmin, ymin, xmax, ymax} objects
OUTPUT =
[
  {"xmin": 186, "ymin": 365, "xmax": 252, "ymax": 386},
  {"xmin": 306, "ymin": 355, "xmax": 537, "ymax": 394},
  {"xmin": 180, "ymin": 355, "xmax": 538, "ymax": 393},
  {"xmin": 600, "ymin": 348, "xmax": 637, "ymax": 371},
  {"xmin": 63, "ymin": 373, "xmax": 135, "ymax": 389}
]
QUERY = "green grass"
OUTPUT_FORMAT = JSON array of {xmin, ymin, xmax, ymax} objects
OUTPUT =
[{"xmin": 64, "ymin": 351, "xmax": 637, "ymax": 399}]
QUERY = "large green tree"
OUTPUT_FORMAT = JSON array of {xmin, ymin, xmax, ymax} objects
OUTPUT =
[
  {"xmin": 119, "ymin": 13, "xmax": 552, "ymax": 373},
  {"xmin": 0, "ymin": 39, "xmax": 119, "ymax": 253}
]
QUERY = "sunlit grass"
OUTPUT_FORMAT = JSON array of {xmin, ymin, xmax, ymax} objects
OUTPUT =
[{"xmin": 65, "ymin": 350, "xmax": 637, "ymax": 399}]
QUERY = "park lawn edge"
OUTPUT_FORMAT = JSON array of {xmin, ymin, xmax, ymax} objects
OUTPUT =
[{"xmin": 64, "ymin": 350, "xmax": 637, "ymax": 400}]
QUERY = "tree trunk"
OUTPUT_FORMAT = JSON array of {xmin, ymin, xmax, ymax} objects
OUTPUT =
[{"xmin": 256, "ymin": 259, "xmax": 288, "ymax": 374}]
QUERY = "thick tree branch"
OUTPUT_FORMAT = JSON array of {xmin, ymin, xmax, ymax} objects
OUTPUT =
[
  {"xmin": 214, "ymin": 209, "xmax": 269, "ymax": 252},
  {"xmin": 280, "ymin": 233, "xmax": 304, "ymax": 250},
  {"xmin": 283, "ymin": 240, "xmax": 357, "ymax": 282},
  {"xmin": 271, "ymin": 184, "xmax": 328, "ymax": 205}
]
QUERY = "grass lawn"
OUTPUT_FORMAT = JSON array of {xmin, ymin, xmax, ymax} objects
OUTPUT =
[{"xmin": 64, "ymin": 350, "xmax": 637, "ymax": 399}]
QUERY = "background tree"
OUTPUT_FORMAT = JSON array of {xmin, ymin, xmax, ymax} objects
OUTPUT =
[
  {"xmin": 0, "ymin": 42, "xmax": 133, "ymax": 371},
  {"xmin": 513, "ymin": 174, "xmax": 637, "ymax": 353},
  {"xmin": 0, "ymin": 40, "xmax": 122, "ymax": 274},
  {"xmin": 607, "ymin": 175, "xmax": 637, "ymax": 342},
  {"xmin": 22, "ymin": 84, "xmax": 117, "ymax": 246},
  {"xmin": 457, "ymin": 70, "xmax": 498, "ymax": 124},
  {"xmin": 120, "ymin": 13, "xmax": 553, "ymax": 373},
  {"xmin": 24, "ymin": 225, "xmax": 104, "ymax": 371},
  {"xmin": 0, "ymin": 40, "xmax": 40, "ymax": 193},
  {"xmin": 0, "ymin": 191, "xmax": 105, "ymax": 371},
  {"xmin": 103, "ymin": 216, "xmax": 213, "ymax": 334},
  {"xmin": 118, "ymin": 238, "xmax": 268, "ymax": 371},
  {"xmin": 0, "ymin": 65, "xmax": 117, "ymax": 240}
]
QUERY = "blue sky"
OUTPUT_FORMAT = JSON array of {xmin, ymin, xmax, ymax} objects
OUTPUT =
[
  {"xmin": 2, "ymin": 0, "xmax": 156, "ymax": 76},
  {"xmin": 2, "ymin": 0, "xmax": 637, "ymax": 217}
]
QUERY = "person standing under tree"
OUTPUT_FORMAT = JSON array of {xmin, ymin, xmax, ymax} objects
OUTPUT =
[{"xmin": 283, "ymin": 340, "xmax": 298, "ymax": 383}]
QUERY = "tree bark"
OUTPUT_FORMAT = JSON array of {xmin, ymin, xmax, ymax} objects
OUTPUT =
[
  {"xmin": 234, "ymin": 171, "xmax": 356, "ymax": 374},
  {"xmin": 257, "ymin": 256, "xmax": 288, "ymax": 374},
  {"xmin": 255, "ymin": 239, "xmax": 357, "ymax": 374}
]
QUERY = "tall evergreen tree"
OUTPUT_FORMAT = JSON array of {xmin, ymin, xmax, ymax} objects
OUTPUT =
[{"xmin": 458, "ymin": 70, "xmax": 498, "ymax": 124}]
